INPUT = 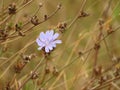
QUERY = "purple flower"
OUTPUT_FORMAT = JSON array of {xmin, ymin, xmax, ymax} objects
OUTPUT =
[{"xmin": 36, "ymin": 30, "xmax": 62, "ymax": 53}]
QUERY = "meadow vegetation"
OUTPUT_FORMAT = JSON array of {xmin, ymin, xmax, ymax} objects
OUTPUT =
[{"xmin": 0, "ymin": 0, "xmax": 120, "ymax": 90}]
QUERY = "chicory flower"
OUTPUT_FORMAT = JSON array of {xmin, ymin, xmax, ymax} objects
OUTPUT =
[{"xmin": 36, "ymin": 30, "xmax": 62, "ymax": 53}]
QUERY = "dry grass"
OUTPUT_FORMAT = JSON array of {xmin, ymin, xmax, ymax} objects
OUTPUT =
[{"xmin": 0, "ymin": 0, "xmax": 120, "ymax": 90}]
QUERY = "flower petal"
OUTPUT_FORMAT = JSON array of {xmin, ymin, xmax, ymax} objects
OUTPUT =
[
  {"xmin": 46, "ymin": 30, "xmax": 50, "ymax": 36},
  {"xmin": 54, "ymin": 40, "xmax": 62, "ymax": 44},
  {"xmin": 39, "ymin": 32, "xmax": 46, "ymax": 41},
  {"xmin": 47, "ymin": 30, "xmax": 54, "ymax": 40},
  {"xmin": 36, "ymin": 30, "xmax": 62, "ymax": 53},
  {"xmin": 36, "ymin": 38, "xmax": 45, "ymax": 47},
  {"xmin": 45, "ymin": 46, "xmax": 49, "ymax": 53},
  {"xmin": 52, "ymin": 44, "xmax": 56, "ymax": 48},
  {"xmin": 49, "ymin": 30, "xmax": 54, "ymax": 36},
  {"xmin": 47, "ymin": 44, "xmax": 53, "ymax": 50},
  {"xmin": 53, "ymin": 33, "xmax": 59, "ymax": 40},
  {"xmin": 50, "ymin": 42, "xmax": 56, "ymax": 48},
  {"xmin": 45, "ymin": 30, "xmax": 54, "ymax": 40},
  {"xmin": 44, "ymin": 31, "xmax": 50, "ymax": 40},
  {"xmin": 49, "ymin": 30, "xmax": 54, "ymax": 40}
]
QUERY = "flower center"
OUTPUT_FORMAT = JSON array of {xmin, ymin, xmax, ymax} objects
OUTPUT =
[{"xmin": 45, "ymin": 39, "xmax": 50, "ymax": 46}]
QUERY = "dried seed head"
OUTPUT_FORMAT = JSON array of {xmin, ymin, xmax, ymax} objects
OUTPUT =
[
  {"xmin": 112, "ymin": 56, "xmax": 120, "ymax": 63},
  {"xmin": 94, "ymin": 66, "xmax": 103, "ymax": 76},
  {"xmin": 94, "ymin": 43, "xmax": 100, "ymax": 50},
  {"xmin": 45, "ymin": 66, "xmax": 50, "ymax": 74},
  {"xmin": 31, "ymin": 71, "xmax": 39, "ymax": 79},
  {"xmin": 78, "ymin": 11, "xmax": 89, "ymax": 18},
  {"xmin": 23, "ymin": 56, "xmax": 31, "ymax": 63},
  {"xmin": 107, "ymin": 25, "xmax": 113, "ymax": 34},
  {"xmin": 8, "ymin": 3, "xmax": 17, "ymax": 14},
  {"xmin": 57, "ymin": 3, "xmax": 62, "ymax": 9},
  {"xmin": 113, "ymin": 68, "xmax": 120, "ymax": 77},
  {"xmin": 5, "ymin": 82, "xmax": 11, "ymax": 90},
  {"xmin": 44, "ymin": 15, "xmax": 47, "ymax": 20},
  {"xmin": 14, "ymin": 61, "xmax": 26, "ymax": 73},
  {"xmin": 78, "ymin": 51, "xmax": 83, "ymax": 56},
  {"xmin": 57, "ymin": 22, "xmax": 67, "ymax": 33},
  {"xmin": 31, "ymin": 16, "xmax": 39, "ymax": 25},
  {"xmin": 99, "ymin": 18, "xmax": 104, "ymax": 26},
  {"xmin": 53, "ymin": 67, "xmax": 59, "ymax": 76},
  {"xmin": 112, "ymin": 55, "xmax": 118, "ymax": 62},
  {"xmin": 39, "ymin": 3, "xmax": 43, "ymax": 7},
  {"xmin": 0, "ymin": 29, "xmax": 8, "ymax": 40},
  {"xmin": 15, "ymin": 23, "xmax": 22, "ymax": 31},
  {"xmin": 98, "ymin": 18, "xmax": 105, "ymax": 30},
  {"xmin": 22, "ymin": 54, "xmax": 36, "ymax": 63},
  {"xmin": 99, "ymin": 75, "xmax": 108, "ymax": 85}
]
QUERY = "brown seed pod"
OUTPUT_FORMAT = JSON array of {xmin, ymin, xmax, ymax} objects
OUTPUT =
[
  {"xmin": 14, "ymin": 61, "xmax": 25, "ymax": 73},
  {"xmin": 8, "ymin": 3, "xmax": 17, "ymax": 14}
]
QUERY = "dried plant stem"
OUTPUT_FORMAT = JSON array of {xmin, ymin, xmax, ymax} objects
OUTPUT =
[
  {"xmin": 48, "ymin": 33, "xmax": 86, "ymax": 89},
  {"xmin": 0, "ymin": 15, "xmax": 12, "ymax": 26},
  {"xmin": 0, "ymin": 0, "xmax": 4, "ymax": 21},
  {"xmin": 0, "ymin": 40, "xmax": 35, "ymax": 67},
  {"xmin": 93, "ymin": 45, "xmax": 99, "ymax": 71},
  {"xmin": 81, "ymin": 23, "xmax": 120, "ymax": 81},
  {"xmin": 111, "ymin": 82, "xmax": 120, "ymax": 90},
  {"xmin": 0, "ymin": 55, "xmax": 19, "ymax": 79},
  {"xmin": 70, "ymin": 49, "xmax": 92, "ymax": 89},
  {"xmin": 0, "ymin": 0, "xmax": 33, "ymax": 26},
  {"xmin": 102, "ymin": 0, "xmax": 112, "ymax": 19},
  {"xmin": 17, "ymin": 0, "xmax": 33, "ymax": 12},
  {"xmin": 0, "ymin": 40, "xmax": 35, "ymax": 80},
  {"xmin": 101, "ymin": 0, "xmax": 113, "ymax": 59},
  {"xmin": 82, "ymin": 24, "xmax": 120, "ymax": 58},
  {"xmin": 38, "ymin": 59, "xmax": 48, "ymax": 85},
  {"xmin": 102, "ymin": 33, "xmax": 112, "ymax": 58},
  {"xmin": 42, "ymin": 24, "xmax": 120, "ymax": 88},
  {"xmin": 91, "ymin": 75, "xmax": 120, "ymax": 90},
  {"xmin": 21, "ymin": 4, "xmax": 42, "ymax": 27},
  {"xmin": 81, "ymin": 60, "xmax": 119, "ymax": 90},
  {"xmin": 21, "ymin": 4, "xmax": 61, "ymax": 33},
  {"xmin": 92, "ymin": 26, "xmax": 102, "ymax": 76},
  {"xmin": 0, "ymin": 4, "xmax": 61, "ymax": 45},
  {"xmin": 48, "ymin": 69, "xmax": 93, "ymax": 90},
  {"xmin": 42, "ymin": 56, "xmax": 80, "ymax": 87},
  {"xmin": 67, "ymin": 0, "xmax": 87, "ymax": 29},
  {"xmin": 63, "ymin": 72, "xmax": 68, "ymax": 90},
  {"xmin": 18, "ymin": 57, "xmax": 45, "ymax": 90}
]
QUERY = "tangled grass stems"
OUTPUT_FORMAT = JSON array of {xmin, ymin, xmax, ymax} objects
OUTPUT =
[
  {"xmin": 1, "ymin": 0, "xmax": 120, "ymax": 90},
  {"xmin": 41, "ymin": 56, "xmax": 80, "ymax": 87},
  {"xmin": 67, "ymin": 0, "xmax": 87, "ymax": 29},
  {"xmin": 0, "ymin": 3, "xmax": 61, "ymax": 45},
  {"xmin": 45, "ymin": 4, "xmax": 120, "ymax": 88},
  {"xmin": 40, "ymin": 23, "xmax": 120, "ymax": 89},
  {"xmin": 48, "ymin": 68, "xmax": 93, "ymax": 90},
  {"xmin": 0, "ymin": 0, "xmax": 33, "ymax": 26},
  {"xmin": 17, "ymin": 57, "xmax": 45, "ymax": 90},
  {"xmin": 90, "ymin": 74, "xmax": 120, "ymax": 90},
  {"xmin": 70, "ymin": 48, "xmax": 92, "ymax": 89},
  {"xmin": 48, "ymin": 0, "xmax": 90, "ymax": 87},
  {"xmin": 0, "ymin": 40, "xmax": 35, "ymax": 78},
  {"xmin": 48, "ymin": 32, "xmax": 87, "ymax": 89}
]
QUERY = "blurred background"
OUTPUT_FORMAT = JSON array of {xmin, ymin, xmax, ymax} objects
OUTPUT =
[{"xmin": 0, "ymin": 0, "xmax": 120, "ymax": 90}]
